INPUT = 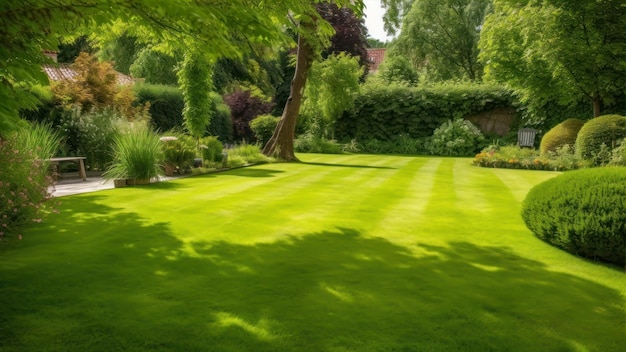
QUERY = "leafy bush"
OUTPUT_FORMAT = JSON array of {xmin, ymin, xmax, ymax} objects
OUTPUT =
[
  {"xmin": 199, "ymin": 136, "xmax": 224, "ymax": 163},
  {"xmin": 223, "ymin": 89, "xmax": 274, "ymax": 142},
  {"xmin": 294, "ymin": 133, "xmax": 344, "ymax": 154},
  {"xmin": 104, "ymin": 124, "xmax": 164, "ymax": 181},
  {"xmin": 57, "ymin": 107, "xmax": 121, "ymax": 170},
  {"xmin": 376, "ymin": 55, "xmax": 419, "ymax": 86},
  {"xmin": 610, "ymin": 138, "xmax": 626, "ymax": 166},
  {"xmin": 0, "ymin": 124, "xmax": 60, "ymax": 239},
  {"xmin": 249, "ymin": 114, "xmax": 279, "ymax": 145},
  {"xmin": 336, "ymin": 83, "xmax": 515, "ymax": 142},
  {"xmin": 427, "ymin": 119, "xmax": 485, "ymax": 156},
  {"xmin": 575, "ymin": 114, "xmax": 626, "ymax": 166},
  {"xmin": 160, "ymin": 135, "xmax": 196, "ymax": 173},
  {"xmin": 539, "ymin": 118, "xmax": 585, "ymax": 156},
  {"xmin": 522, "ymin": 168, "xmax": 626, "ymax": 266}
]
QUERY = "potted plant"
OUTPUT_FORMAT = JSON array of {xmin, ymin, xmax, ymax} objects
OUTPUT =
[{"xmin": 104, "ymin": 125, "xmax": 163, "ymax": 186}]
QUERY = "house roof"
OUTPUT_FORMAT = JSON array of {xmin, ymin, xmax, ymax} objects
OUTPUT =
[
  {"xmin": 43, "ymin": 63, "xmax": 134, "ymax": 85},
  {"xmin": 366, "ymin": 48, "xmax": 386, "ymax": 73}
]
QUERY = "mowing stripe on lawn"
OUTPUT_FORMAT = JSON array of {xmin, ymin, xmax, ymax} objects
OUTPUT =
[{"xmin": 1, "ymin": 154, "xmax": 624, "ymax": 352}]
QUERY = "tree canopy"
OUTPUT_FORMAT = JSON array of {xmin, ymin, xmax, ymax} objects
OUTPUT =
[
  {"xmin": 480, "ymin": 0, "xmax": 626, "ymax": 117},
  {"xmin": 392, "ymin": 0, "xmax": 492, "ymax": 82},
  {"xmin": 0, "ymin": 0, "xmax": 361, "ymax": 137}
]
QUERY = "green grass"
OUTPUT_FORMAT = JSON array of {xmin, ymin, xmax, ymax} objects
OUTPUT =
[{"xmin": 1, "ymin": 154, "xmax": 624, "ymax": 351}]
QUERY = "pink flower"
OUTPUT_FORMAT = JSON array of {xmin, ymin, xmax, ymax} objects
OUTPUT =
[{"xmin": 32, "ymin": 218, "xmax": 42, "ymax": 223}]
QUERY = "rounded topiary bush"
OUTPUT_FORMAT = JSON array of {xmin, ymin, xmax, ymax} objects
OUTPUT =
[
  {"xmin": 540, "ymin": 118, "xmax": 585, "ymax": 156},
  {"xmin": 521, "ymin": 167, "xmax": 626, "ymax": 266},
  {"xmin": 575, "ymin": 114, "xmax": 626, "ymax": 165}
]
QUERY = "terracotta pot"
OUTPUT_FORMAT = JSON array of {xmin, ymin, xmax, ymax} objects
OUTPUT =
[{"xmin": 113, "ymin": 179, "xmax": 127, "ymax": 188}]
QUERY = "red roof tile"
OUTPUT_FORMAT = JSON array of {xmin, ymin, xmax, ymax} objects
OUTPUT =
[{"xmin": 43, "ymin": 64, "xmax": 134, "ymax": 85}]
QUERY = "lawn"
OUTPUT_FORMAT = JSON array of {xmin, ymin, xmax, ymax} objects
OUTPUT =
[{"xmin": 1, "ymin": 154, "xmax": 624, "ymax": 351}]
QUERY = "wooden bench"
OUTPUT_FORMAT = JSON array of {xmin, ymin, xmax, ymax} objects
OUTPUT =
[{"xmin": 49, "ymin": 157, "xmax": 87, "ymax": 181}]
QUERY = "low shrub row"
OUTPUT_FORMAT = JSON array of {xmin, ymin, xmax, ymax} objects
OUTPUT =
[{"xmin": 474, "ymin": 145, "xmax": 588, "ymax": 171}]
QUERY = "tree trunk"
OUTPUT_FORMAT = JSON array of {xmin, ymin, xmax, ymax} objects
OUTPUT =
[
  {"xmin": 592, "ymin": 92, "xmax": 601, "ymax": 117},
  {"xmin": 263, "ymin": 26, "xmax": 316, "ymax": 161}
]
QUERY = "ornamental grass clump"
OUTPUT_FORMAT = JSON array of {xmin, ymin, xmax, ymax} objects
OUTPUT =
[
  {"xmin": 522, "ymin": 167, "xmax": 626, "ymax": 266},
  {"xmin": 0, "ymin": 124, "xmax": 60, "ymax": 239},
  {"xmin": 104, "ymin": 125, "xmax": 163, "ymax": 182}
]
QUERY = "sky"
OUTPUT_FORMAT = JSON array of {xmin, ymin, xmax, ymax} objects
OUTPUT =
[{"xmin": 362, "ymin": 0, "xmax": 395, "ymax": 42}]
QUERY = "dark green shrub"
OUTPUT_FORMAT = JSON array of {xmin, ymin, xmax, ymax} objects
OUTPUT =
[
  {"xmin": 134, "ymin": 83, "xmax": 185, "ymax": 132},
  {"xmin": 207, "ymin": 93, "xmax": 233, "ymax": 143},
  {"xmin": 540, "ymin": 118, "xmax": 585, "ymax": 156},
  {"xmin": 521, "ymin": 168, "xmax": 626, "ymax": 266},
  {"xmin": 250, "ymin": 114, "xmax": 280, "ymax": 145},
  {"xmin": 427, "ymin": 119, "xmax": 485, "ymax": 156},
  {"xmin": 575, "ymin": 114, "xmax": 626, "ymax": 165}
]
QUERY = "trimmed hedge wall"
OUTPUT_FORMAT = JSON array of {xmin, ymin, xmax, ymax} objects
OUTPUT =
[
  {"xmin": 522, "ymin": 167, "xmax": 626, "ymax": 266},
  {"xmin": 335, "ymin": 84, "xmax": 515, "ymax": 142}
]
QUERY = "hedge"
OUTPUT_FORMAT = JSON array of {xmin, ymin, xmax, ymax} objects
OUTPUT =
[{"xmin": 334, "ymin": 83, "xmax": 515, "ymax": 142}]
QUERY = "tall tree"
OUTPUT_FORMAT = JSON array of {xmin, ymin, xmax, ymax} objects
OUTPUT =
[
  {"xmin": 263, "ymin": 1, "xmax": 365, "ymax": 161},
  {"xmin": 480, "ymin": 0, "xmax": 626, "ymax": 117},
  {"xmin": 392, "ymin": 0, "xmax": 492, "ymax": 82}
]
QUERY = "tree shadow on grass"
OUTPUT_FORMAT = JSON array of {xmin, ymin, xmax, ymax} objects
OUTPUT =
[{"xmin": 1, "ymin": 214, "xmax": 624, "ymax": 351}]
